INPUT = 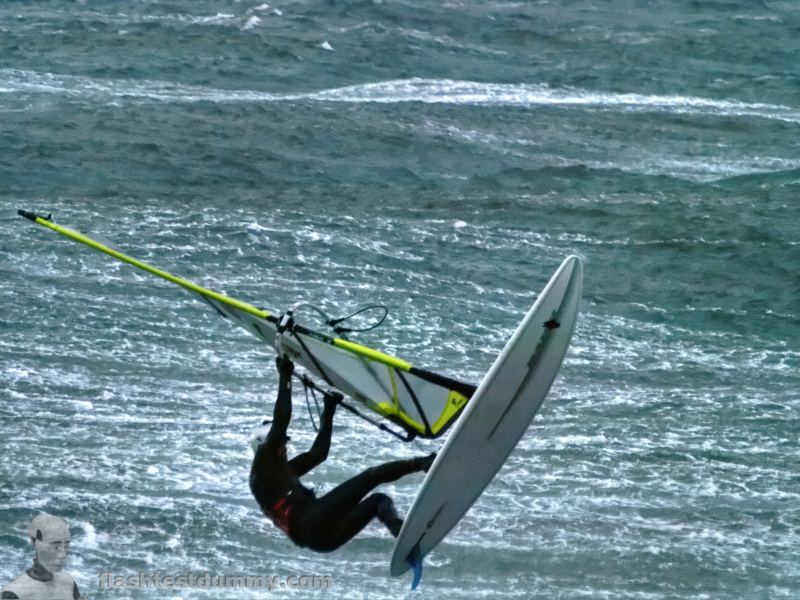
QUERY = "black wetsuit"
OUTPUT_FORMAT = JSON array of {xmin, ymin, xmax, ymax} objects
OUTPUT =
[{"xmin": 249, "ymin": 357, "xmax": 433, "ymax": 552}]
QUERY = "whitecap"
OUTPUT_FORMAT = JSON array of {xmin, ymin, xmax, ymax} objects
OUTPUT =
[
  {"xmin": 293, "ymin": 78, "xmax": 800, "ymax": 123},
  {"xmin": 5, "ymin": 69, "xmax": 799, "ymax": 124},
  {"xmin": 191, "ymin": 13, "xmax": 237, "ymax": 26},
  {"xmin": 76, "ymin": 521, "xmax": 100, "ymax": 549},
  {"xmin": 242, "ymin": 16, "xmax": 261, "ymax": 30}
]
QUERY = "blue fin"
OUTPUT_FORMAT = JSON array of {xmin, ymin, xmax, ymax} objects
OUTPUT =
[{"xmin": 406, "ymin": 543, "xmax": 423, "ymax": 590}]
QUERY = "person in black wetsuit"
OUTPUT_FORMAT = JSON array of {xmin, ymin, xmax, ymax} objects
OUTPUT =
[{"xmin": 249, "ymin": 355, "xmax": 435, "ymax": 552}]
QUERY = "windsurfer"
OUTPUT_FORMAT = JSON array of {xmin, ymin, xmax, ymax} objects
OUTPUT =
[{"xmin": 249, "ymin": 355, "xmax": 435, "ymax": 552}]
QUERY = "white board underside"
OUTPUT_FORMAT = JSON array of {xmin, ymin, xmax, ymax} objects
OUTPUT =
[{"xmin": 390, "ymin": 255, "xmax": 583, "ymax": 577}]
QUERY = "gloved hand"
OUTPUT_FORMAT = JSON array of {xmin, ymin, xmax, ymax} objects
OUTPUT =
[
  {"xmin": 276, "ymin": 354, "xmax": 294, "ymax": 378},
  {"xmin": 323, "ymin": 391, "xmax": 343, "ymax": 412}
]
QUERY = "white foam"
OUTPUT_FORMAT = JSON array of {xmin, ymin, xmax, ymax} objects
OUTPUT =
[
  {"xmin": 76, "ymin": 521, "xmax": 101, "ymax": 549},
  {"xmin": 196, "ymin": 12, "xmax": 236, "ymax": 25},
  {"xmin": 294, "ymin": 79, "xmax": 800, "ymax": 123},
  {"xmin": 242, "ymin": 16, "xmax": 261, "ymax": 30},
  {"xmin": 3, "ymin": 69, "xmax": 798, "ymax": 123},
  {"xmin": 71, "ymin": 400, "xmax": 95, "ymax": 411}
]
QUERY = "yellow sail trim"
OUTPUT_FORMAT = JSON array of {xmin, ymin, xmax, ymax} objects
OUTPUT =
[
  {"xmin": 333, "ymin": 338, "xmax": 412, "ymax": 372},
  {"xmin": 20, "ymin": 211, "xmax": 474, "ymax": 439},
  {"xmin": 27, "ymin": 214, "xmax": 270, "ymax": 320},
  {"xmin": 21, "ymin": 213, "xmax": 417, "ymax": 374},
  {"xmin": 375, "ymin": 390, "xmax": 468, "ymax": 436},
  {"xmin": 431, "ymin": 391, "xmax": 469, "ymax": 433}
]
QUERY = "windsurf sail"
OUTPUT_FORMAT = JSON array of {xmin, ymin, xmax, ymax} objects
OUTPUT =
[{"xmin": 18, "ymin": 210, "xmax": 474, "ymax": 439}]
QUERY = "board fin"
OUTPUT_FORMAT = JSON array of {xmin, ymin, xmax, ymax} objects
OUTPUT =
[{"xmin": 406, "ymin": 543, "xmax": 423, "ymax": 590}]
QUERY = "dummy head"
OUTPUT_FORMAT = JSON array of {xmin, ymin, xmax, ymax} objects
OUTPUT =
[{"xmin": 29, "ymin": 513, "xmax": 70, "ymax": 573}]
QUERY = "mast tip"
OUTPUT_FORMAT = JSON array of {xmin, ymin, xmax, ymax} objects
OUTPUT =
[{"xmin": 18, "ymin": 210, "xmax": 51, "ymax": 222}]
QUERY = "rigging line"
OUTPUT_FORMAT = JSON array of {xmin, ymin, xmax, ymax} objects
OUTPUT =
[
  {"xmin": 338, "ymin": 399, "xmax": 416, "ymax": 443},
  {"xmin": 297, "ymin": 373, "xmax": 415, "ymax": 443},
  {"xmin": 327, "ymin": 304, "xmax": 389, "ymax": 335},
  {"xmin": 300, "ymin": 377, "xmax": 321, "ymax": 433},
  {"xmin": 293, "ymin": 326, "xmax": 423, "ymax": 441},
  {"xmin": 289, "ymin": 315, "xmax": 439, "ymax": 440},
  {"xmin": 293, "ymin": 302, "xmax": 388, "ymax": 336}
]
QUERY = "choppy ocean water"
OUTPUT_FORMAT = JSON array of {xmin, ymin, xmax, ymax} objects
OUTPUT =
[{"xmin": 1, "ymin": 1, "xmax": 798, "ymax": 598}]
